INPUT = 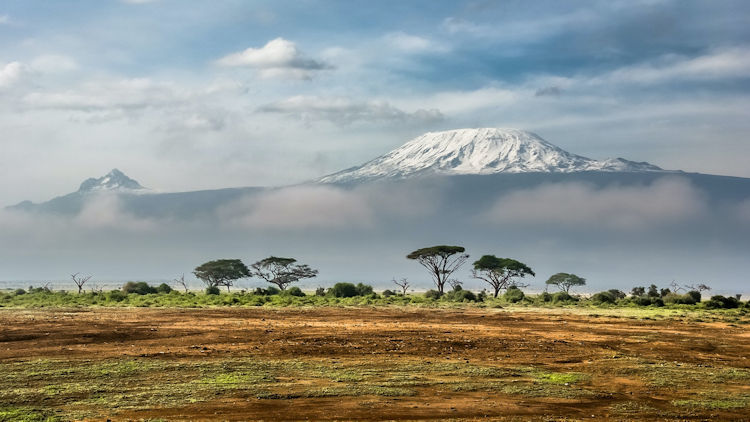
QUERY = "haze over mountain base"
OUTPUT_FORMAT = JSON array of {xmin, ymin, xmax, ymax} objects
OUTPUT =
[{"xmin": 2, "ymin": 129, "xmax": 749, "ymax": 293}]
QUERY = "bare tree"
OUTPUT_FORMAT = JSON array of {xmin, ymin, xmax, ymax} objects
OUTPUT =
[
  {"xmin": 392, "ymin": 277, "xmax": 410, "ymax": 295},
  {"xmin": 447, "ymin": 278, "xmax": 463, "ymax": 291},
  {"xmin": 174, "ymin": 273, "xmax": 189, "ymax": 293},
  {"xmin": 71, "ymin": 273, "xmax": 92, "ymax": 294},
  {"xmin": 669, "ymin": 280, "xmax": 685, "ymax": 293}
]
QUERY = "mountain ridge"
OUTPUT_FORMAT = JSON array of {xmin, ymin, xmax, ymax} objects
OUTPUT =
[{"xmin": 317, "ymin": 128, "xmax": 665, "ymax": 184}]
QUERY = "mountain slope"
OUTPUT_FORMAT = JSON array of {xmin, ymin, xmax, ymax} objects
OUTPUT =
[
  {"xmin": 78, "ymin": 168, "xmax": 147, "ymax": 193},
  {"xmin": 318, "ymin": 128, "xmax": 664, "ymax": 183}
]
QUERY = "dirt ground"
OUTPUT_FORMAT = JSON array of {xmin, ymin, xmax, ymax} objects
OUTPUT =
[{"xmin": 1, "ymin": 306, "xmax": 749, "ymax": 421}]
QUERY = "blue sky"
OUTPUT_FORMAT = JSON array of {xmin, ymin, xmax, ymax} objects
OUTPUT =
[{"xmin": 1, "ymin": 0, "xmax": 750, "ymax": 203}]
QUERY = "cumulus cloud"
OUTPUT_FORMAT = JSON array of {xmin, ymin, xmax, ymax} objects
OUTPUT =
[
  {"xmin": 0, "ymin": 62, "xmax": 24, "ymax": 88},
  {"xmin": 483, "ymin": 178, "xmax": 707, "ymax": 230},
  {"xmin": 216, "ymin": 38, "xmax": 331, "ymax": 79},
  {"xmin": 29, "ymin": 54, "xmax": 79, "ymax": 73},
  {"xmin": 258, "ymin": 95, "xmax": 443, "ymax": 126}
]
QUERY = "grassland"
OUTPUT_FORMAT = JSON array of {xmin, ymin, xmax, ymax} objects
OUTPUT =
[{"xmin": 0, "ymin": 306, "xmax": 748, "ymax": 420}]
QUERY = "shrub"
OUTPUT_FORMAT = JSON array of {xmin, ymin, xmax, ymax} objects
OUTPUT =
[
  {"xmin": 663, "ymin": 293, "xmax": 697, "ymax": 305},
  {"xmin": 13, "ymin": 288, "xmax": 26, "ymax": 296},
  {"xmin": 254, "ymin": 286, "xmax": 280, "ymax": 296},
  {"xmin": 205, "ymin": 286, "xmax": 221, "ymax": 295},
  {"xmin": 382, "ymin": 289, "xmax": 396, "ymax": 297},
  {"xmin": 106, "ymin": 290, "xmax": 127, "ymax": 302},
  {"xmin": 424, "ymin": 289, "xmax": 442, "ymax": 300},
  {"xmin": 331, "ymin": 282, "xmax": 358, "ymax": 298},
  {"xmin": 539, "ymin": 292, "xmax": 553, "ymax": 302},
  {"xmin": 285, "ymin": 286, "xmax": 305, "ymax": 297},
  {"xmin": 705, "ymin": 295, "xmax": 740, "ymax": 309},
  {"xmin": 591, "ymin": 291, "xmax": 617, "ymax": 304},
  {"xmin": 155, "ymin": 283, "xmax": 173, "ymax": 294},
  {"xmin": 122, "ymin": 282, "xmax": 157, "ymax": 295},
  {"xmin": 552, "ymin": 291, "xmax": 577, "ymax": 303},
  {"xmin": 504, "ymin": 286, "xmax": 525, "ymax": 303},
  {"xmin": 686, "ymin": 290, "xmax": 702, "ymax": 303},
  {"xmin": 443, "ymin": 288, "xmax": 477, "ymax": 302},
  {"xmin": 608, "ymin": 289, "xmax": 626, "ymax": 300},
  {"xmin": 315, "ymin": 287, "xmax": 326, "ymax": 296},
  {"xmin": 355, "ymin": 283, "xmax": 374, "ymax": 296}
]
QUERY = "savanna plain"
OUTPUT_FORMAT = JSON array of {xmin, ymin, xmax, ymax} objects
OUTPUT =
[{"xmin": 1, "ymin": 301, "xmax": 749, "ymax": 421}]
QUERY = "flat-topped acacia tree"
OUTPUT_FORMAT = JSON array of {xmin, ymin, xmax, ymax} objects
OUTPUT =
[
  {"xmin": 193, "ymin": 259, "xmax": 250, "ymax": 292},
  {"xmin": 472, "ymin": 255, "xmax": 535, "ymax": 298},
  {"xmin": 546, "ymin": 272, "xmax": 586, "ymax": 293},
  {"xmin": 251, "ymin": 256, "xmax": 318, "ymax": 290},
  {"xmin": 406, "ymin": 245, "xmax": 469, "ymax": 295}
]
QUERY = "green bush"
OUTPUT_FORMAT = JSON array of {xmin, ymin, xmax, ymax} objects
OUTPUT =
[
  {"xmin": 382, "ymin": 289, "xmax": 396, "ymax": 297},
  {"xmin": 445, "ymin": 289, "xmax": 477, "ymax": 302},
  {"xmin": 285, "ymin": 286, "xmax": 305, "ymax": 297},
  {"xmin": 705, "ymin": 295, "xmax": 740, "ymax": 309},
  {"xmin": 687, "ymin": 290, "xmax": 702, "ymax": 303},
  {"xmin": 205, "ymin": 286, "xmax": 221, "ymax": 295},
  {"xmin": 552, "ymin": 291, "xmax": 577, "ymax": 303},
  {"xmin": 106, "ymin": 290, "xmax": 127, "ymax": 302},
  {"xmin": 355, "ymin": 283, "xmax": 374, "ymax": 296},
  {"xmin": 122, "ymin": 281, "xmax": 157, "ymax": 295},
  {"xmin": 315, "ymin": 287, "xmax": 326, "ymax": 296},
  {"xmin": 331, "ymin": 282, "xmax": 358, "ymax": 298},
  {"xmin": 591, "ymin": 291, "xmax": 617, "ymax": 304},
  {"xmin": 424, "ymin": 290, "xmax": 441, "ymax": 300},
  {"xmin": 254, "ymin": 286, "xmax": 280, "ymax": 296},
  {"xmin": 608, "ymin": 289, "xmax": 626, "ymax": 300},
  {"xmin": 663, "ymin": 292, "xmax": 697, "ymax": 305},
  {"xmin": 539, "ymin": 292, "xmax": 553, "ymax": 302},
  {"xmin": 504, "ymin": 286, "xmax": 525, "ymax": 303},
  {"xmin": 13, "ymin": 288, "xmax": 26, "ymax": 296},
  {"xmin": 155, "ymin": 283, "xmax": 173, "ymax": 294}
]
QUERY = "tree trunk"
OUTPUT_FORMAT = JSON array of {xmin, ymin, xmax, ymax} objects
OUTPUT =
[{"xmin": 494, "ymin": 287, "xmax": 500, "ymax": 298}]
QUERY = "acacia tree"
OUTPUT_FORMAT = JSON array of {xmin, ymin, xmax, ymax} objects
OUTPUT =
[
  {"xmin": 251, "ymin": 256, "xmax": 318, "ymax": 290},
  {"xmin": 193, "ymin": 259, "xmax": 250, "ymax": 292},
  {"xmin": 71, "ymin": 273, "xmax": 92, "ymax": 294},
  {"xmin": 546, "ymin": 272, "xmax": 586, "ymax": 293},
  {"xmin": 406, "ymin": 245, "xmax": 469, "ymax": 295},
  {"xmin": 471, "ymin": 255, "xmax": 535, "ymax": 298}
]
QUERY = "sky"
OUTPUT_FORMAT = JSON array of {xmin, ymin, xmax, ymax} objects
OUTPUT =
[{"xmin": 1, "ymin": 0, "xmax": 749, "ymax": 204}]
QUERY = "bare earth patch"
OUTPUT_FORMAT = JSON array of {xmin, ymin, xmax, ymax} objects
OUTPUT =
[{"xmin": 0, "ymin": 307, "xmax": 748, "ymax": 421}]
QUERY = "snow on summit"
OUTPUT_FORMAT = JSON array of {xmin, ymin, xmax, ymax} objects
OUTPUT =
[
  {"xmin": 77, "ymin": 169, "xmax": 147, "ymax": 193},
  {"xmin": 318, "ymin": 128, "xmax": 664, "ymax": 183}
]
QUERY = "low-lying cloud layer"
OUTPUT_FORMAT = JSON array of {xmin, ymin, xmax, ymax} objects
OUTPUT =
[
  {"xmin": 483, "ymin": 178, "xmax": 707, "ymax": 230},
  {"xmin": 1, "ymin": 176, "xmax": 748, "ymax": 292}
]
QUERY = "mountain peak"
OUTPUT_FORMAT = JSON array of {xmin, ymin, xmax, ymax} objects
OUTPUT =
[
  {"xmin": 318, "ymin": 128, "xmax": 664, "ymax": 183},
  {"xmin": 78, "ymin": 168, "xmax": 146, "ymax": 193}
]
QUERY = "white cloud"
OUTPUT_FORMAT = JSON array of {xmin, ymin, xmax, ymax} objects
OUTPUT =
[
  {"xmin": 0, "ymin": 14, "xmax": 10, "ymax": 24},
  {"xmin": 0, "ymin": 62, "xmax": 24, "ymax": 88},
  {"xmin": 383, "ymin": 32, "xmax": 445, "ymax": 53},
  {"xmin": 29, "ymin": 54, "xmax": 79, "ymax": 73},
  {"xmin": 216, "ymin": 38, "xmax": 330, "ymax": 79},
  {"xmin": 589, "ymin": 47, "xmax": 750, "ymax": 85},
  {"xmin": 483, "ymin": 178, "xmax": 706, "ymax": 230},
  {"xmin": 219, "ymin": 186, "xmax": 373, "ymax": 230},
  {"xmin": 258, "ymin": 95, "xmax": 443, "ymax": 126}
]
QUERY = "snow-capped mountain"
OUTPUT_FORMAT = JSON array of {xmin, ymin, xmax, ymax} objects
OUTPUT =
[
  {"xmin": 78, "ymin": 168, "xmax": 147, "ymax": 193},
  {"xmin": 318, "ymin": 128, "xmax": 664, "ymax": 183}
]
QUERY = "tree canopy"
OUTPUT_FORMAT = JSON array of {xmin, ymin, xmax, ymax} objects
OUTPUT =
[
  {"xmin": 193, "ymin": 259, "xmax": 250, "ymax": 292},
  {"xmin": 471, "ymin": 255, "xmax": 535, "ymax": 297},
  {"xmin": 545, "ymin": 272, "xmax": 586, "ymax": 293},
  {"xmin": 251, "ymin": 256, "xmax": 318, "ymax": 290},
  {"xmin": 406, "ymin": 245, "xmax": 469, "ymax": 294}
]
